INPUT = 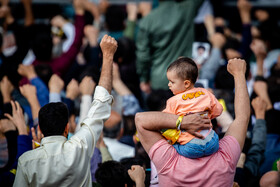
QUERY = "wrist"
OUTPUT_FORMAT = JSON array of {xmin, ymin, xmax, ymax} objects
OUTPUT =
[
  {"xmin": 255, "ymin": 112, "xmax": 265, "ymax": 119},
  {"xmin": 103, "ymin": 54, "xmax": 114, "ymax": 60},
  {"xmin": 27, "ymin": 73, "xmax": 37, "ymax": 81},
  {"xmin": 18, "ymin": 126, "xmax": 28, "ymax": 135}
]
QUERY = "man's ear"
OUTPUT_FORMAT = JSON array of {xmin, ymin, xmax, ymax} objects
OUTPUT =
[
  {"xmin": 63, "ymin": 123, "xmax": 69, "ymax": 137},
  {"xmin": 184, "ymin": 80, "xmax": 191, "ymax": 89}
]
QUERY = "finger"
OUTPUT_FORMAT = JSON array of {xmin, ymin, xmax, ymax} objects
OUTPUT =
[
  {"xmin": 15, "ymin": 101, "xmax": 22, "ymax": 113},
  {"xmin": 193, "ymin": 132, "xmax": 204, "ymax": 139},
  {"xmin": 10, "ymin": 100, "xmax": 16, "ymax": 114},
  {"xmin": 38, "ymin": 128, "xmax": 43, "ymax": 140},
  {"xmin": 31, "ymin": 127, "xmax": 37, "ymax": 141},
  {"xmin": 32, "ymin": 140, "xmax": 35, "ymax": 149},
  {"xmin": 4, "ymin": 113, "xmax": 13, "ymax": 121}
]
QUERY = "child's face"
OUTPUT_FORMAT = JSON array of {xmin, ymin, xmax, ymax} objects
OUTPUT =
[{"xmin": 167, "ymin": 70, "xmax": 187, "ymax": 95}]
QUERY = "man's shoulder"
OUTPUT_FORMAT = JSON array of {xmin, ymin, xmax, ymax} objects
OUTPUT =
[{"xmin": 19, "ymin": 147, "xmax": 44, "ymax": 164}]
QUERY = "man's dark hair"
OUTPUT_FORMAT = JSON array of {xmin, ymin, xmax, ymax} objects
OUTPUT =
[
  {"xmin": 95, "ymin": 161, "xmax": 129, "ymax": 187},
  {"xmin": 197, "ymin": 45, "xmax": 206, "ymax": 51},
  {"xmin": 39, "ymin": 102, "xmax": 68, "ymax": 137},
  {"xmin": 167, "ymin": 57, "xmax": 198, "ymax": 84},
  {"xmin": 32, "ymin": 32, "xmax": 53, "ymax": 61}
]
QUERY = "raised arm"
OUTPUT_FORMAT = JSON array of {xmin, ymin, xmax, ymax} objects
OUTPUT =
[
  {"xmin": 99, "ymin": 35, "xmax": 117, "ymax": 93},
  {"xmin": 71, "ymin": 35, "xmax": 117, "ymax": 157},
  {"xmin": 225, "ymin": 58, "xmax": 250, "ymax": 150}
]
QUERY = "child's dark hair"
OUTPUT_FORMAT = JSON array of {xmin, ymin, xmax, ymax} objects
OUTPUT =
[{"xmin": 167, "ymin": 57, "xmax": 198, "ymax": 84}]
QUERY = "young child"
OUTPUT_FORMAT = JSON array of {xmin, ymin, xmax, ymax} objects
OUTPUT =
[{"xmin": 162, "ymin": 57, "xmax": 223, "ymax": 158}]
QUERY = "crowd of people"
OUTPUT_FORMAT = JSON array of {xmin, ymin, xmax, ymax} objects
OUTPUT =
[{"xmin": 0, "ymin": 0, "xmax": 279, "ymax": 186}]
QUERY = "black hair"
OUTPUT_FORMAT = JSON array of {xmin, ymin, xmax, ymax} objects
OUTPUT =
[
  {"xmin": 147, "ymin": 90, "xmax": 173, "ymax": 111},
  {"xmin": 95, "ymin": 161, "xmax": 128, "ymax": 187},
  {"xmin": 32, "ymin": 32, "xmax": 53, "ymax": 61},
  {"xmin": 114, "ymin": 37, "xmax": 136, "ymax": 65},
  {"xmin": 34, "ymin": 64, "xmax": 53, "ymax": 86},
  {"xmin": 105, "ymin": 5, "xmax": 126, "ymax": 32},
  {"xmin": 197, "ymin": 45, "xmax": 206, "ymax": 51},
  {"xmin": 38, "ymin": 102, "xmax": 68, "ymax": 137},
  {"xmin": 167, "ymin": 57, "xmax": 198, "ymax": 84}
]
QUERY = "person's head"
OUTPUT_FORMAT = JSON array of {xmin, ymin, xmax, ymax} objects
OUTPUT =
[
  {"xmin": 167, "ymin": 57, "xmax": 198, "ymax": 95},
  {"xmin": 197, "ymin": 45, "xmax": 206, "ymax": 56},
  {"xmin": 38, "ymin": 102, "xmax": 69, "ymax": 137},
  {"xmin": 260, "ymin": 171, "xmax": 280, "ymax": 187},
  {"xmin": 95, "ymin": 161, "xmax": 132, "ymax": 187}
]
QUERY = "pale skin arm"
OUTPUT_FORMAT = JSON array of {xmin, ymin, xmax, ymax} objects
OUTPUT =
[
  {"xmin": 225, "ymin": 58, "xmax": 250, "ymax": 150},
  {"xmin": 112, "ymin": 63, "xmax": 132, "ymax": 96},
  {"xmin": 135, "ymin": 112, "xmax": 211, "ymax": 153}
]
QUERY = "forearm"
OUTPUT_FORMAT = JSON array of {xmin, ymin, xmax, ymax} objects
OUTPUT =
[
  {"xmin": 76, "ymin": 95, "xmax": 92, "ymax": 132},
  {"xmin": 99, "ymin": 145, "xmax": 113, "ymax": 163},
  {"xmin": 239, "ymin": 11, "xmax": 251, "ymax": 25},
  {"xmin": 22, "ymin": 0, "xmax": 34, "ymax": 27},
  {"xmin": 2, "ymin": 92, "xmax": 11, "ymax": 103},
  {"xmin": 225, "ymin": 74, "xmax": 250, "ymax": 148},
  {"xmin": 135, "ymin": 112, "xmax": 178, "ymax": 131},
  {"xmin": 27, "ymin": 97, "xmax": 40, "ymax": 121},
  {"xmin": 200, "ymin": 48, "xmax": 222, "ymax": 80},
  {"xmin": 256, "ymin": 57, "xmax": 265, "ymax": 76},
  {"xmin": 99, "ymin": 55, "xmax": 113, "ymax": 94},
  {"xmin": 113, "ymin": 79, "xmax": 132, "ymax": 96},
  {"xmin": 234, "ymin": 75, "xmax": 250, "ymax": 124},
  {"xmin": 244, "ymin": 119, "xmax": 266, "ymax": 176}
]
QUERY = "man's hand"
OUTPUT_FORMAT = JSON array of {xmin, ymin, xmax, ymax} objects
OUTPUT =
[
  {"xmin": 138, "ymin": 2, "xmax": 152, "ymax": 17},
  {"xmin": 17, "ymin": 64, "xmax": 37, "ymax": 80},
  {"xmin": 181, "ymin": 114, "xmax": 211, "ymax": 139},
  {"xmin": 140, "ymin": 82, "xmax": 151, "ymax": 94},
  {"xmin": 5, "ymin": 101, "xmax": 28, "ymax": 135},
  {"xmin": 252, "ymin": 97, "xmax": 267, "ymax": 119},
  {"xmin": 31, "ymin": 127, "xmax": 44, "ymax": 149},
  {"xmin": 51, "ymin": 15, "xmax": 67, "ymax": 28},
  {"xmin": 84, "ymin": 25, "xmax": 99, "ymax": 47},
  {"xmin": 128, "ymin": 165, "xmax": 146, "ymax": 186},
  {"xmin": 227, "ymin": 58, "xmax": 247, "ymax": 77},
  {"xmin": 79, "ymin": 76, "xmax": 95, "ymax": 96},
  {"xmin": 19, "ymin": 84, "xmax": 37, "ymax": 102},
  {"xmin": 100, "ymin": 35, "xmax": 118, "ymax": 58},
  {"xmin": 210, "ymin": 33, "xmax": 226, "ymax": 49},
  {"xmin": 66, "ymin": 79, "xmax": 80, "ymax": 100},
  {"xmin": 48, "ymin": 74, "xmax": 64, "ymax": 93},
  {"xmin": 0, "ymin": 119, "xmax": 16, "ymax": 133},
  {"xmin": 126, "ymin": 3, "xmax": 138, "ymax": 21}
]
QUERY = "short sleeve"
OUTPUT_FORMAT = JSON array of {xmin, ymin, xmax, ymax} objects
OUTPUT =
[
  {"xmin": 208, "ymin": 91, "xmax": 223, "ymax": 119},
  {"xmin": 162, "ymin": 97, "xmax": 176, "ymax": 114}
]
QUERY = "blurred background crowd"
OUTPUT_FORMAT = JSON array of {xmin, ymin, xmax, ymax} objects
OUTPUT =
[{"xmin": 0, "ymin": 0, "xmax": 280, "ymax": 186}]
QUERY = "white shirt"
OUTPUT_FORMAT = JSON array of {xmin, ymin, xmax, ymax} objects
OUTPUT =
[{"xmin": 13, "ymin": 86, "xmax": 113, "ymax": 187}]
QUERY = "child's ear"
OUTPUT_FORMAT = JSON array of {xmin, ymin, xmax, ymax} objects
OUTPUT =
[{"xmin": 184, "ymin": 80, "xmax": 191, "ymax": 89}]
